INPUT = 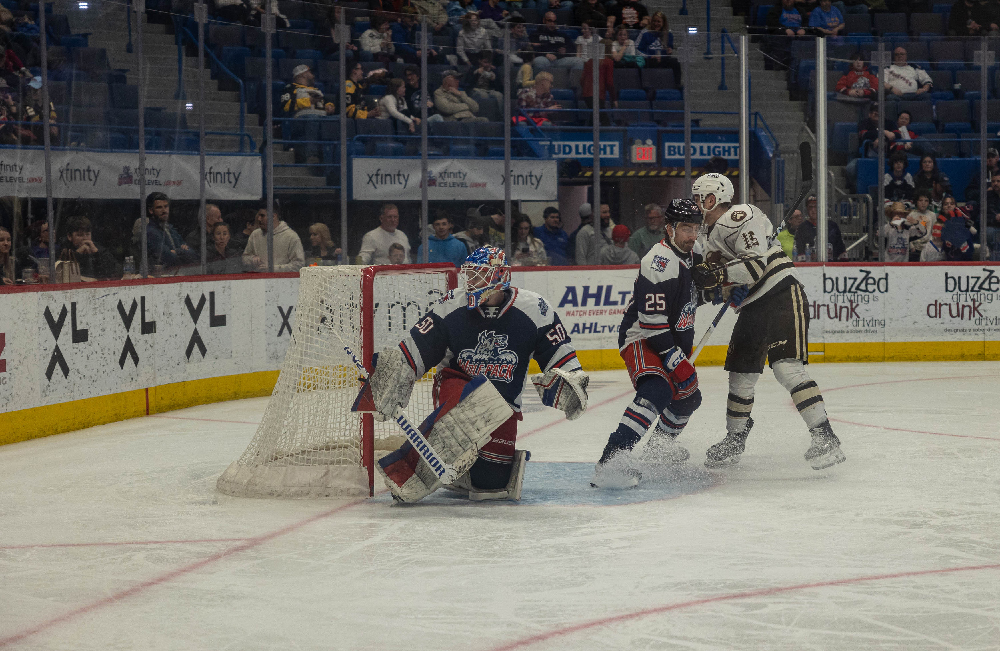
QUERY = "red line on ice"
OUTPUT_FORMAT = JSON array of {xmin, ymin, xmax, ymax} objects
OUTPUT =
[
  {"xmin": 488, "ymin": 563, "xmax": 1000, "ymax": 651},
  {"xmin": 0, "ymin": 538, "xmax": 251, "ymax": 551},
  {"xmin": 0, "ymin": 500, "xmax": 368, "ymax": 649}
]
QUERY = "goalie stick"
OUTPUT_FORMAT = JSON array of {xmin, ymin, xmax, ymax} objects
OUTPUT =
[{"xmin": 344, "ymin": 346, "xmax": 458, "ymax": 485}]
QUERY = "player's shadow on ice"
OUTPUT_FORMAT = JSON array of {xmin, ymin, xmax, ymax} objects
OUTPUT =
[{"xmin": 376, "ymin": 462, "xmax": 719, "ymax": 507}]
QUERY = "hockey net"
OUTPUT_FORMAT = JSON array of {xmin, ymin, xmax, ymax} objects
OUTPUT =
[{"xmin": 217, "ymin": 264, "xmax": 458, "ymax": 498}]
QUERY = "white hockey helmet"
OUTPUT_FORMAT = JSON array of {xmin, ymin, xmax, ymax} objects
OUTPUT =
[{"xmin": 691, "ymin": 173, "xmax": 734, "ymax": 209}]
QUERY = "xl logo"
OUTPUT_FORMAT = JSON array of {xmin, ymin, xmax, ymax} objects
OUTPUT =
[
  {"xmin": 118, "ymin": 297, "xmax": 157, "ymax": 368},
  {"xmin": 0, "ymin": 332, "xmax": 6, "ymax": 374},
  {"xmin": 44, "ymin": 303, "xmax": 88, "ymax": 380},
  {"xmin": 185, "ymin": 292, "xmax": 226, "ymax": 359}
]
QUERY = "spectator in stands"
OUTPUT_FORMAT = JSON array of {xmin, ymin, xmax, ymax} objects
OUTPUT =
[
  {"xmin": 948, "ymin": 0, "xmax": 995, "ymax": 36},
  {"xmin": 509, "ymin": 17, "xmax": 535, "ymax": 70},
  {"xmin": 346, "ymin": 63, "xmax": 372, "ymax": 119},
  {"xmin": 417, "ymin": 213, "xmax": 468, "ymax": 266},
  {"xmin": 28, "ymin": 219, "xmax": 49, "ymax": 261},
  {"xmin": 533, "ymin": 12, "xmax": 584, "ymax": 73},
  {"xmin": 882, "ymin": 202, "xmax": 917, "ymax": 262},
  {"xmin": 610, "ymin": 26, "xmax": 640, "ymax": 68},
  {"xmin": 835, "ymin": 52, "xmax": 878, "ymax": 102},
  {"xmin": 205, "ymin": 222, "xmax": 242, "ymax": 274},
  {"xmin": 229, "ymin": 209, "xmax": 257, "ymax": 253},
  {"xmin": 404, "ymin": 66, "xmax": 444, "ymax": 123},
  {"xmin": 242, "ymin": 206, "xmax": 305, "ymax": 272},
  {"xmin": 360, "ymin": 204, "xmax": 411, "ymax": 264},
  {"xmin": 576, "ymin": 0, "xmax": 607, "ymax": 30},
  {"xmin": 246, "ymin": 0, "xmax": 290, "ymax": 29},
  {"xmin": 884, "ymin": 152, "xmax": 915, "ymax": 204},
  {"xmin": 214, "ymin": 0, "xmax": 249, "ymax": 24},
  {"xmin": 575, "ymin": 21, "xmax": 602, "ymax": 62},
  {"xmin": 567, "ymin": 202, "xmax": 592, "ymax": 264},
  {"xmin": 628, "ymin": 203, "xmax": 665, "ymax": 258},
  {"xmin": 321, "ymin": 5, "xmax": 358, "ymax": 60},
  {"xmin": 636, "ymin": 12, "xmax": 681, "ymax": 85},
  {"xmin": 411, "ymin": 0, "xmax": 450, "ymax": 33},
  {"xmin": 434, "ymin": 69, "xmax": 488, "ymax": 122},
  {"xmin": 858, "ymin": 102, "xmax": 896, "ymax": 158},
  {"xmin": 907, "ymin": 192, "xmax": 937, "ymax": 260},
  {"xmin": 381, "ymin": 78, "xmax": 422, "ymax": 134},
  {"xmin": 393, "ymin": 8, "xmax": 441, "ymax": 64},
  {"xmin": 359, "ymin": 13, "xmax": 396, "ymax": 63},
  {"xmin": 888, "ymin": 110, "xmax": 920, "ymax": 155},
  {"xmin": 965, "ymin": 147, "xmax": 1000, "ymax": 200},
  {"xmin": 808, "ymin": 0, "xmax": 845, "ymax": 37},
  {"xmin": 61, "ymin": 216, "xmax": 118, "ymax": 280},
  {"xmin": 463, "ymin": 51, "xmax": 504, "ymax": 104},
  {"xmin": 938, "ymin": 197, "xmax": 976, "ymax": 260},
  {"xmin": 456, "ymin": 12, "xmax": 492, "ymax": 66},
  {"xmin": 576, "ymin": 202, "xmax": 616, "ymax": 265},
  {"xmin": 777, "ymin": 208, "xmax": 804, "ymax": 258},
  {"xmin": 145, "ymin": 193, "xmax": 197, "ymax": 269},
  {"xmin": 369, "ymin": 0, "xmax": 413, "ymax": 13},
  {"xmin": 455, "ymin": 209, "xmax": 490, "ymax": 253},
  {"xmin": 0, "ymin": 39, "xmax": 30, "ymax": 86},
  {"xmin": 307, "ymin": 223, "xmax": 341, "ymax": 263},
  {"xmin": 767, "ymin": 0, "xmax": 806, "ymax": 37},
  {"xmin": 883, "ymin": 47, "xmax": 932, "ymax": 100},
  {"xmin": 938, "ymin": 193, "xmax": 980, "ymax": 242},
  {"xmin": 281, "ymin": 64, "xmax": 335, "ymax": 164},
  {"xmin": 581, "ymin": 55, "xmax": 616, "ymax": 125},
  {"xmin": 388, "ymin": 242, "xmax": 408, "ymax": 264},
  {"xmin": 517, "ymin": 71, "xmax": 561, "ymax": 124},
  {"xmin": 920, "ymin": 222, "xmax": 947, "ymax": 261},
  {"xmin": 512, "ymin": 214, "xmax": 548, "ymax": 266},
  {"xmin": 19, "ymin": 77, "xmax": 58, "ymax": 143},
  {"xmin": 986, "ymin": 172, "xmax": 1000, "ymax": 260},
  {"xmin": 470, "ymin": 0, "xmax": 501, "ymax": 23},
  {"xmin": 0, "ymin": 225, "xmax": 19, "ymax": 284},
  {"xmin": 599, "ymin": 224, "xmax": 640, "ymax": 264},
  {"xmin": 795, "ymin": 196, "xmax": 849, "ymax": 261},
  {"xmin": 609, "ymin": 0, "xmax": 649, "ymax": 29},
  {"xmin": 185, "ymin": 203, "xmax": 223, "ymax": 252},
  {"xmin": 534, "ymin": 207, "xmax": 571, "ymax": 265},
  {"xmin": 912, "ymin": 155, "xmax": 951, "ymax": 206},
  {"xmin": 482, "ymin": 205, "xmax": 506, "ymax": 248}
]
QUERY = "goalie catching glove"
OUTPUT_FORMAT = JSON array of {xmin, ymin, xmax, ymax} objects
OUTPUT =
[
  {"xmin": 530, "ymin": 368, "xmax": 590, "ymax": 420},
  {"xmin": 662, "ymin": 347, "xmax": 698, "ymax": 400},
  {"xmin": 352, "ymin": 346, "xmax": 416, "ymax": 422}
]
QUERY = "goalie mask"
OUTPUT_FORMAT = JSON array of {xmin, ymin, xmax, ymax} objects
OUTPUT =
[
  {"xmin": 461, "ymin": 245, "xmax": 511, "ymax": 309},
  {"xmin": 691, "ymin": 173, "xmax": 734, "ymax": 212}
]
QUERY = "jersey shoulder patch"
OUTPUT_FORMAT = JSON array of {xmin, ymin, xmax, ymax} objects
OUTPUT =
[
  {"xmin": 432, "ymin": 288, "xmax": 467, "ymax": 319},
  {"xmin": 642, "ymin": 242, "xmax": 681, "ymax": 282},
  {"xmin": 510, "ymin": 288, "xmax": 554, "ymax": 327}
]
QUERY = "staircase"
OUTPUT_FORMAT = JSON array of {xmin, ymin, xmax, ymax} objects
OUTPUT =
[{"xmin": 56, "ymin": 0, "xmax": 327, "ymax": 189}]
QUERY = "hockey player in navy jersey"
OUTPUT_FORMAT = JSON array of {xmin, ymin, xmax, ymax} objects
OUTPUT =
[
  {"xmin": 688, "ymin": 173, "xmax": 846, "ymax": 470},
  {"xmin": 592, "ymin": 199, "xmax": 711, "ymax": 488},
  {"xmin": 363, "ymin": 246, "xmax": 590, "ymax": 503}
]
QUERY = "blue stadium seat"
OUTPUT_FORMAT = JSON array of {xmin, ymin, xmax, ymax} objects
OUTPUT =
[{"xmin": 617, "ymin": 88, "xmax": 647, "ymax": 101}]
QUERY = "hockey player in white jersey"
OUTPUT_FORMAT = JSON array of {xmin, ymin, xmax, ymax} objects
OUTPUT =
[{"xmin": 688, "ymin": 174, "xmax": 846, "ymax": 470}]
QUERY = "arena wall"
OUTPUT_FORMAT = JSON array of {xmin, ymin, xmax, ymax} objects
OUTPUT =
[{"xmin": 1, "ymin": 263, "xmax": 997, "ymax": 446}]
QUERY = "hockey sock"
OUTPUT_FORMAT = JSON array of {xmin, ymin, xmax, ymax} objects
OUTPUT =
[
  {"xmin": 726, "ymin": 372, "xmax": 758, "ymax": 433},
  {"xmin": 772, "ymin": 360, "xmax": 829, "ymax": 430},
  {"xmin": 608, "ymin": 377, "xmax": 672, "ymax": 452},
  {"xmin": 655, "ymin": 391, "xmax": 702, "ymax": 438}
]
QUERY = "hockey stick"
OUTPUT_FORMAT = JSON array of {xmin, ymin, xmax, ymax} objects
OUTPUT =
[
  {"xmin": 777, "ymin": 140, "xmax": 815, "ymax": 234},
  {"xmin": 344, "ymin": 346, "xmax": 457, "ymax": 484},
  {"xmin": 690, "ymin": 300, "xmax": 731, "ymax": 364}
]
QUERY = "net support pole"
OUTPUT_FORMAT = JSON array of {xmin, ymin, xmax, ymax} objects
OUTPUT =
[
  {"xmin": 339, "ymin": 23, "xmax": 347, "ymax": 262},
  {"xmin": 591, "ymin": 42, "xmax": 600, "ymax": 213},
  {"xmin": 980, "ymin": 37, "xmax": 990, "ymax": 258},
  {"xmin": 40, "ymin": 4, "xmax": 54, "ymax": 281},
  {"xmin": 683, "ymin": 28, "xmax": 692, "ymax": 196},
  {"xmin": 816, "ymin": 36, "xmax": 828, "ymax": 263},
  {"xmin": 263, "ymin": 3, "xmax": 275, "ymax": 272},
  {"xmin": 137, "ymin": 0, "xmax": 148, "ymax": 278},
  {"xmin": 739, "ymin": 32, "xmax": 749, "ymax": 205},
  {"xmin": 361, "ymin": 268, "xmax": 376, "ymax": 496},
  {"xmin": 876, "ymin": 41, "xmax": 886, "ymax": 262},
  {"xmin": 196, "ymin": 0, "xmax": 208, "ymax": 275},
  {"xmin": 420, "ymin": 18, "xmax": 429, "ymax": 264},
  {"xmin": 503, "ymin": 24, "xmax": 512, "ymax": 257}
]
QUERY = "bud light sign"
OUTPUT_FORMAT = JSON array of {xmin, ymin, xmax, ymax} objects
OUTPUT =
[{"xmin": 661, "ymin": 133, "xmax": 740, "ymax": 166}]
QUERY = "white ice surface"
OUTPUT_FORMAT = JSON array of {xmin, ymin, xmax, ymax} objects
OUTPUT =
[{"xmin": 2, "ymin": 362, "xmax": 1000, "ymax": 650}]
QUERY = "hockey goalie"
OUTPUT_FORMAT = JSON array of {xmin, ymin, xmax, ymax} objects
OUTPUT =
[{"xmin": 354, "ymin": 246, "xmax": 589, "ymax": 503}]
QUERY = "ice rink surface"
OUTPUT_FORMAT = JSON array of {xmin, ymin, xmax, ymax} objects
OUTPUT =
[{"xmin": 2, "ymin": 361, "xmax": 1000, "ymax": 650}]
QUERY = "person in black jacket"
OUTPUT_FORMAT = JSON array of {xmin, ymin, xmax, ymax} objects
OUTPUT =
[
  {"xmin": 793, "ymin": 196, "xmax": 848, "ymax": 261},
  {"xmin": 59, "ymin": 216, "xmax": 119, "ymax": 280}
]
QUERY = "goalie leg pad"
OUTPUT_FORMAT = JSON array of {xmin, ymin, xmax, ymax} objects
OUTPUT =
[
  {"xmin": 376, "ymin": 442, "xmax": 441, "ymax": 503},
  {"xmin": 469, "ymin": 450, "xmax": 530, "ymax": 501},
  {"xmin": 530, "ymin": 368, "xmax": 590, "ymax": 420}
]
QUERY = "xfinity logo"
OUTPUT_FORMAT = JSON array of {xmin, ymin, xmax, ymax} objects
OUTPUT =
[
  {"xmin": 502, "ymin": 171, "xmax": 545, "ymax": 190},
  {"xmin": 0, "ymin": 161, "xmax": 24, "ymax": 175},
  {"xmin": 204, "ymin": 167, "xmax": 242, "ymax": 188},
  {"xmin": 366, "ymin": 169, "xmax": 410, "ymax": 189},
  {"xmin": 57, "ymin": 163, "xmax": 100, "ymax": 187}
]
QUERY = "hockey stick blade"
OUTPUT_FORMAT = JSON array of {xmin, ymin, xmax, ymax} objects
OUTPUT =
[{"xmin": 344, "ymin": 346, "xmax": 457, "ymax": 484}]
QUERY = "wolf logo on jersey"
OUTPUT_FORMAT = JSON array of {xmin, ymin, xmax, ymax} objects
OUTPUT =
[{"xmin": 457, "ymin": 330, "xmax": 519, "ymax": 382}]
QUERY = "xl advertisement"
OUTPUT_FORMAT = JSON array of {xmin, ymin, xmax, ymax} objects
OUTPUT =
[
  {"xmin": 0, "ymin": 151, "xmax": 263, "ymax": 200},
  {"xmin": 351, "ymin": 158, "xmax": 558, "ymax": 201}
]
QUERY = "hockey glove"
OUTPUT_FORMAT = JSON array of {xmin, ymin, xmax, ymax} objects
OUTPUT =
[
  {"xmin": 711, "ymin": 287, "xmax": 725, "ymax": 305},
  {"xmin": 691, "ymin": 261, "xmax": 727, "ymax": 290},
  {"xmin": 727, "ymin": 284, "xmax": 750, "ymax": 308},
  {"xmin": 531, "ymin": 368, "xmax": 590, "ymax": 420},
  {"xmin": 662, "ymin": 347, "xmax": 698, "ymax": 400}
]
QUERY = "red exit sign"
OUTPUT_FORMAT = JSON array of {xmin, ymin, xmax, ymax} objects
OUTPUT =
[{"xmin": 630, "ymin": 144, "xmax": 655, "ymax": 163}]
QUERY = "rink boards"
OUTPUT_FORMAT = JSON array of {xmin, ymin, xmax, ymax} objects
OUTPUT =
[{"xmin": 1, "ymin": 263, "xmax": 998, "ymax": 445}]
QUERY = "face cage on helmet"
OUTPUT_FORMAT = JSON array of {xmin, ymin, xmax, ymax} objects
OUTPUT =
[{"xmin": 462, "ymin": 263, "xmax": 511, "ymax": 309}]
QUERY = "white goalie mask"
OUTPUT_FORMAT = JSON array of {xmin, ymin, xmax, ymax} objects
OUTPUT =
[{"xmin": 691, "ymin": 173, "xmax": 734, "ymax": 212}]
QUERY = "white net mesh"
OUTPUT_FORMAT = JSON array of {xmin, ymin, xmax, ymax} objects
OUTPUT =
[{"xmin": 217, "ymin": 265, "xmax": 454, "ymax": 498}]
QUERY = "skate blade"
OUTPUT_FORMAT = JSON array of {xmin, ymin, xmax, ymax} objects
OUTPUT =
[
  {"xmin": 704, "ymin": 454, "xmax": 741, "ymax": 469},
  {"xmin": 809, "ymin": 447, "xmax": 846, "ymax": 470}
]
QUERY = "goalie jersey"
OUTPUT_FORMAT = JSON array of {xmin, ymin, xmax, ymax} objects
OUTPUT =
[
  {"xmin": 398, "ymin": 288, "xmax": 581, "ymax": 411},
  {"xmin": 618, "ymin": 238, "xmax": 702, "ymax": 357},
  {"xmin": 702, "ymin": 203, "xmax": 799, "ymax": 308}
]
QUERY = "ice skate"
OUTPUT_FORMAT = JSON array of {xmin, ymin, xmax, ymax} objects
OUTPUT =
[
  {"xmin": 639, "ymin": 432, "xmax": 690, "ymax": 464},
  {"xmin": 704, "ymin": 417, "xmax": 753, "ymax": 468},
  {"xmin": 805, "ymin": 422, "xmax": 846, "ymax": 470},
  {"xmin": 591, "ymin": 444, "xmax": 641, "ymax": 489}
]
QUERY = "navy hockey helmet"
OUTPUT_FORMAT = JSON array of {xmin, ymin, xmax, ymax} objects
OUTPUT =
[{"xmin": 664, "ymin": 198, "xmax": 704, "ymax": 225}]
